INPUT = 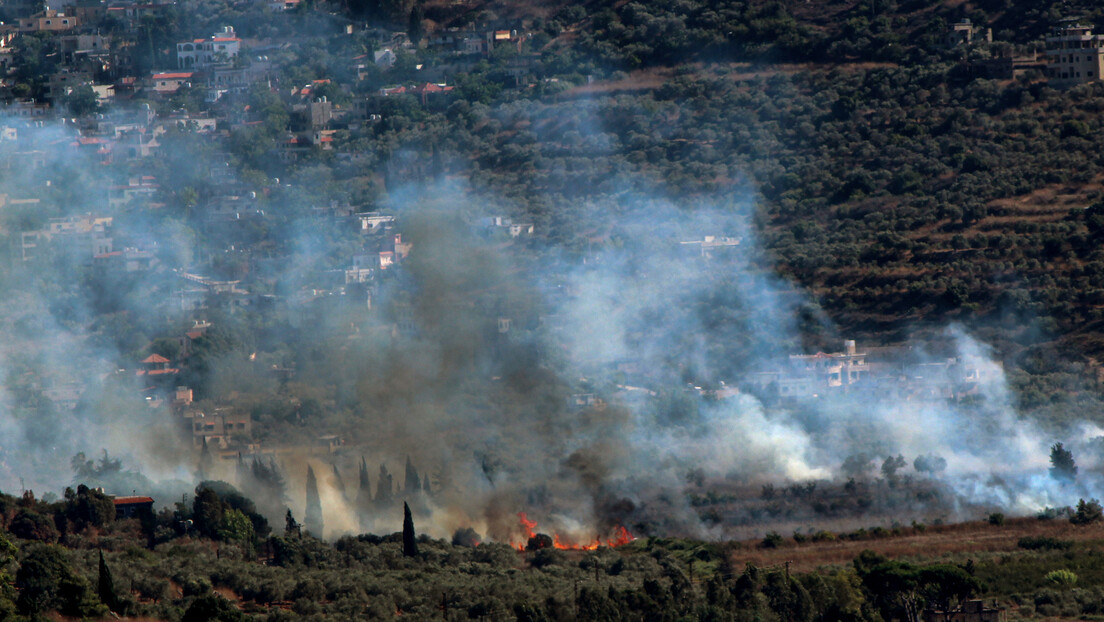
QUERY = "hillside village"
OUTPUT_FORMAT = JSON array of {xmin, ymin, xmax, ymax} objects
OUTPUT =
[
  {"xmin": 0, "ymin": 0, "xmax": 1104, "ymax": 470},
  {"xmin": 3, "ymin": 0, "xmax": 1104, "ymax": 619}
]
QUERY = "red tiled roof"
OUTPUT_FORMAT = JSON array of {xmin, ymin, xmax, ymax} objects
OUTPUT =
[
  {"xmin": 151, "ymin": 72, "xmax": 193, "ymax": 80},
  {"xmin": 142, "ymin": 353, "xmax": 170, "ymax": 364},
  {"xmin": 113, "ymin": 496, "xmax": 153, "ymax": 504}
]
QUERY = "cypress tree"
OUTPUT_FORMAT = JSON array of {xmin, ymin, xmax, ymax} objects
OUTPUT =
[
  {"xmin": 357, "ymin": 457, "xmax": 372, "ymax": 531},
  {"xmin": 236, "ymin": 453, "xmax": 250, "ymax": 489},
  {"xmin": 284, "ymin": 509, "xmax": 300, "ymax": 538},
  {"xmin": 197, "ymin": 438, "xmax": 213, "ymax": 480},
  {"xmin": 375, "ymin": 464, "xmax": 392, "ymax": 507},
  {"xmin": 304, "ymin": 465, "xmax": 324, "ymax": 538},
  {"xmin": 404, "ymin": 456, "xmax": 420, "ymax": 495},
  {"xmin": 97, "ymin": 550, "xmax": 118, "ymax": 613},
  {"xmin": 332, "ymin": 464, "xmax": 346, "ymax": 502},
  {"xmin": 402, "ymin": 501, "xmax": 418, "ymax": 557},
  {"xmin": 422, "ymin": 474, "xmax": 430, "ymax": 497}
]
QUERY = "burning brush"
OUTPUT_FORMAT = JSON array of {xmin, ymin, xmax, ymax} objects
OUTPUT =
[{"xmin": 513, "ymin": 512, "xmax": 634, "ymax": 551}]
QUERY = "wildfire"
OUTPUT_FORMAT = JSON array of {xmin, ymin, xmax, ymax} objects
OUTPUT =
[{"xmin": 513, "ymin": 512, "xmax": 634, "ymax": 551}]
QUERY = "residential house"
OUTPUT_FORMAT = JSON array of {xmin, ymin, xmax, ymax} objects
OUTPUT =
[
  {"xmin": 113, "ymin": 126, "xmax": 159, "ymax": 159},
  {"xmin": 923, "ymin": 600, "xmax": 1003, "ymax": 622},
  {"xmin": 480, "ymin": 216, "xmax": 533, "ymax": 238},
  {"xmin": 13, "ymin": 10, "xmax": 77, "ymax": 33},
  {"xmin": 148, "ymin": 71, "xmax": 194, "ymax": 94},
  {"xmin": 62, "ymin": 1, "xmax": 105, "ymax": 27},
  {"xmin": 266, "ymin": 0, "xmax": 299, "ymax": 11},
  {"xmin": 373, "ymin": 48, "xmax": 396, "ymax": 69},
  {"xmin": 945, "ymin": 20, "xmax": 992, "ymax": 48},
  {"xmin": 113, "ymin": 496, "xmax": 155, "ymax": 518},
  {"xmin": 177, "ymin": 320, "xmax": 211, "ymax": 358},
  {"xmin": 355, "ymin": 211, "xmax": 395, "ymax": 233},
  {"xmin": 379, "ymin": 82, "xmax": 454, "ymax": 105},
  {"xmin": 186, "ymin": 408, "xmax": 252, "ymax": 449},
  {"xmin": 21, "ymin": 214, "xmax": 112, "ymax": 262},
  {"xmin": 102, "ymin": 2, "xmax": 173, "ymax": 29},
  {"xmin": 93, "ymin": 246, "xmax": 158, "ymax": 272},
  {"xmin": 2, "ymin": 99, "xmax": 51, "ymax": 122},
  {"xmin": 176, "ymin": 26, "xmax": 241, "ymax": 70},
  {"xmin": 59, "ymin": 33, "xmax": 108, "ymax": 64},
  {"xmin": 46, "ymin": 70, "xmax": 92, "ymax": 101},
  {"xmin": 1046, "ymin": 24, "xmax": 1104, "ymax": 84},
  {"xmin": 745, "ymin": 340, "xmax": 999, "ymax": 402},
  {"xmin": 679, "ymin": 235, "xmax": 740, "ymax": 258},
  {"xmin": 173, "ymin": 271, "xmax": 251, "ymax": 312},
  {"xmin": 108, "ymin": 176, "xmax": 158, "ymax": 207}
]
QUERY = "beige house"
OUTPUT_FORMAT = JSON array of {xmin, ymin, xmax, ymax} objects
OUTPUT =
[
  {"xmin": 13, "ymin": 10, "xmax": 77, "ymax": 32},
  {"xmin": 186, "ymin": 409, "xmax": 252, "ymax": 449},
  {"xmin": 1046, "ymin": 25, "xmax": 1104, "ymax": 84}
]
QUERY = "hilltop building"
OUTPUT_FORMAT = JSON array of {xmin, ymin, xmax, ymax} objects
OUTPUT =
[{"xmin": 1046, "ymin": 24, "xmax": 1104, "ymax": 84}]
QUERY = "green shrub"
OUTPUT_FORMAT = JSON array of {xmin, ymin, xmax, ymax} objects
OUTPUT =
[
  {"xmin": 1045, "ymin": 569, "xmax": 1078, "ymax": 588},
  {"xmin": 760, "ymin": 532, "xmax": 784, "ymax": 549},
  {"xmin": 1018, "ymin": 536, "xmax": 1073, "ymax": 551}
]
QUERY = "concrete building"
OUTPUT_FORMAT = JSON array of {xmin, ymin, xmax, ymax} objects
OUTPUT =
[
  {"xmin": 11, "ymin": 9, "xmax": 77, "ymax": 32},
  {"xmin": 945, "ymin": 20, "xmax": 991, "ymax": 48},
  {"xmin": 744, "ymin": 340, "xmax": 999, "ymax": 402},
  {"xmin": 187, "ymin": 408, "xmax": 252, "ymax": 449},
  {"xmin": 1046, "ymin": 25, "xmax": 1104, "ymax": 84},
  {"xmin": 176, "ymin": 26, "xmax": 241, "ymax": 70},
  {"xmin": 21, "ymin": 214, "xmax": 112, "ymax": 262},
  {"xmin": 924, "ymin": 600, "xmax": 1003, "ymax": 622}
]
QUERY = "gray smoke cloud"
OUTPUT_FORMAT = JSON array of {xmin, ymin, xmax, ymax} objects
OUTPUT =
[{"xmin": 0, "ymin": 107, "xmax": 1097, "ymax": 546}]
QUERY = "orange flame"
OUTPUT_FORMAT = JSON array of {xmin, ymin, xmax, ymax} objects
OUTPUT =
[{"xmin": 512, "ymin": 513, "xmax": 634, "ymax": 551}]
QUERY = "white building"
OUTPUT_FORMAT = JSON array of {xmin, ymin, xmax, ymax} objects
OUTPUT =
[{"xmin": 177, "ymin": 26, "xmax": 242, "ymax": 70}]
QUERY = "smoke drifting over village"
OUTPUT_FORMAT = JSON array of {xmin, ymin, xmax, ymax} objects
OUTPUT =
[{"xmin": 0, "ymin": 107, "xmax": 1100, "ymax": 545}]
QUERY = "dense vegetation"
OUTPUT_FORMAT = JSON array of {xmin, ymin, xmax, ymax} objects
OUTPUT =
[{"xmin": 0, "ymin": 481, "xmax": 1102, "ymax": 620}]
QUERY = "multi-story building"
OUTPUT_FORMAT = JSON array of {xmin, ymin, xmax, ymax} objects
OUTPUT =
[
  {"xmin": 1045, "ymin": 25, "xmax": 1104, "ymax": 84},
  {"xmin": 186, "ymin": 408, "xmax": 252, "ymax": 449},
  {"xmin": 176, "ymin": 26, "xmax": 241, "ymax": 70}
]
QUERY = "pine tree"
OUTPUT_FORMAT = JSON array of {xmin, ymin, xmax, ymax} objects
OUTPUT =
[
  {"xmin": 1050, "ymin": 442, "xmax": 1078, "ymax": 482},
  {"xmin": 402, "ymin": 501, "xmax": 418, "ymax": 557},
  {"xmin": 304, "ymin": 465, "xmax": 324, "ymax": 538},
  {"xmin": 97, "ymin": 550, "xmax": 119, "ymax": 613}
]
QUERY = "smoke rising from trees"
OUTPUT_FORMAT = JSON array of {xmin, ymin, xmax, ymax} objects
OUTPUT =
[{"xmin": 1, "ymin": 115, "xmax": 1103, "ymax": 544}]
